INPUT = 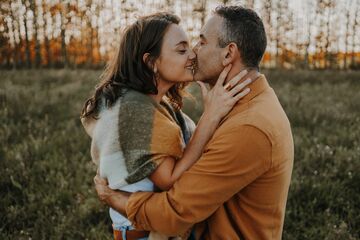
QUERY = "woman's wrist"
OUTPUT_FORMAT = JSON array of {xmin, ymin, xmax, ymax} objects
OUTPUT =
[{"xmin": 201, "ymin": 110, "xmax": 221, "ymax": 126}]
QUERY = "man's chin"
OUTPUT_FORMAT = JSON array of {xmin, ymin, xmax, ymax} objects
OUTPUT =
[
  {"xmin": 193, "ymin": 72, "xmax": 216, "ymax": 86},
  {"xmin": 195, "ymin": 76, "xmax": 215, "ymax": 85}
]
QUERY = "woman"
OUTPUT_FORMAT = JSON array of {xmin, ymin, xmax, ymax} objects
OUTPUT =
[{"xmin": 81, "ymin": 12, "xmax": 252, "ymax": 240}]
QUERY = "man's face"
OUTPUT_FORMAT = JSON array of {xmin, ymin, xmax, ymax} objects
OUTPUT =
[{"xmin": 193, "ymin": 15, "xmax": 225, "ymax": 85}]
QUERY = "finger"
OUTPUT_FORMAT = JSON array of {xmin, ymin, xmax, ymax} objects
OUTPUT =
[
  {"xmin": 94, "ymin": 174, "xmax": 108, "ymax": 185},
  {"xmin": 100, "ymin": 177, "xmax": 108, "ymax": 185},
  {"xmin": 93, "ymin": 175, "xmax": 98, "ymax": 184},
  {"xmin": 229, "ymin": 78, "xmax": 252, "ymax": 96},
  {"xmin": 246, "ymin": 70, "xmax": 261, "ymax": 82},
  {"xmin": 233, "ymin": 88, "xmax": 251, "ymax": 102},
  {"xmin": 197, "ymin": 81, "xmax": 208, "ymax": 97},
  {"xmin": 226, "ymin": 69, "xmax": 249, "ymax": 89},
  {"xmin": 215, "ymin": 64, "xmax": 232, "ymax": 87}
]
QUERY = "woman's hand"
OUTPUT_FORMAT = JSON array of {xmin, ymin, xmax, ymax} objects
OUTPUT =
[
  {"xmin": 93, "ymin": 174, "xmax": 130, "ymax": 216},
  {"xmin": 197, "ymin": 64, "xmax": 257, "ymax": 123},
  {"xmin": 94, "ymin": 174, "xmax": 113, "ymax": 205}
]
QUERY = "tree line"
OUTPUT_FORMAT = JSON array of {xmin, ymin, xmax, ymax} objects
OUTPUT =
[{"xmin": 0, "ymin": 0, "xmax": 359, "ymax": 70}]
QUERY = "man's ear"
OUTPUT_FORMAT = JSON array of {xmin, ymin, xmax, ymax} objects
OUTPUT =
[{"xmin": 222, "ymin": 42, "xmax": 239, "ymax": 66}]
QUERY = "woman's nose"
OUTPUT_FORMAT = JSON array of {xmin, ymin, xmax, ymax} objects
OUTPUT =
[{"xmin": 189, "ymin": 49, "xmax": 196, "ymax": 60}]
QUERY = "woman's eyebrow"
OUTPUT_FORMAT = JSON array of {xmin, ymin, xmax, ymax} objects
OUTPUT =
[{"xmin": 175, "ymin": 41, "xmax": 188, "ymax": 46}]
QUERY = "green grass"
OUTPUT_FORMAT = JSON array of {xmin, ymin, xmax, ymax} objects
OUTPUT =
[{"xmin": 1, "ymin": 69, "xmax": 359, "ymax": 239}]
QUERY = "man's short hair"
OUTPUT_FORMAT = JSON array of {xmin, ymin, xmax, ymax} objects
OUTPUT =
[{"xmin": 215, "ymin": 5, "xmax": 267, "ymax": 69}]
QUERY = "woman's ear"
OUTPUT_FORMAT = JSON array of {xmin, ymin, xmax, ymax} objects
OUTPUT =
[
  {"xmin": 222, "ymin": 43, "xmax": 239, "ymax": 66},
  {"xmin": 143, "ymin": 53, "xmax": 158, "ymax": 73},
  {"xmin": 143, "ymin": 53, "xmax": 150, "ymax": 65}
]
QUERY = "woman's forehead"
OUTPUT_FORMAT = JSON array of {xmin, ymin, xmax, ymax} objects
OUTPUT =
[{"xmin": 163, "ymin": 24, "xmax": 189, "ymax": 46}]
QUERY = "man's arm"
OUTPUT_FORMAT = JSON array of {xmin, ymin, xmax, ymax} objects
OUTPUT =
[
  {"xmin": 128, "ymin": 125, "xmax": 272, "ymax": 235},
  {"xmin": 95, "ymin": 125, "xmax": 272, "ymax": 235}
]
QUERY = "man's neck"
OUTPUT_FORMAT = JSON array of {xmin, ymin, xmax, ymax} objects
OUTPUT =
[
  {"xmin": 224, "ymin": 62, "xmax": 248, "ymax": 84},
  {"xmin": 208, "ymin": 62, "xmax": 248, "ymax": 88}
]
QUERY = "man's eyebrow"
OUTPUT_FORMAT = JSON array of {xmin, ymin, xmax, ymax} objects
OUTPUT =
[{"xmin": 175, "ymin": 41, "xmax": 188, "ymax": 46}]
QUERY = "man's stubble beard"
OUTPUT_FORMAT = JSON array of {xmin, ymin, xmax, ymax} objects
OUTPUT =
[{"xmin": 193, "ymin": 70, "xmax": 218, "ymax": 87}]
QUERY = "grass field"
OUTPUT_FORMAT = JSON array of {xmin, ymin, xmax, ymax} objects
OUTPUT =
[{"xmin": 1, "ymin": 69, "xmax": 359, "ymax": 239}]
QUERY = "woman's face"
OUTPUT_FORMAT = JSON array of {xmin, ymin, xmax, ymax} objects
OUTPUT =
[{"xmin": 155, "ymin": 24, "xmax": 196, "ymax": 83}]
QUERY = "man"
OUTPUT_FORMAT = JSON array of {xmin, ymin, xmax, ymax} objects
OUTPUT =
[{"xmin": 95, "ymin": 6, "xmax": 294, "ymax": 239}]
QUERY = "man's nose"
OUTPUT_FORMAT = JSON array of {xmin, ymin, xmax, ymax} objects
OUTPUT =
[{"xmin": 192, "ymin": 43, "xmax": 199, "ymax": 54}]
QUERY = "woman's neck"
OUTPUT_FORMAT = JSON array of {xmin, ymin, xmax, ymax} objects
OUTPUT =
[{"xmin": 147, "ymin": 79, "xmax": 175, "ymax": 104}]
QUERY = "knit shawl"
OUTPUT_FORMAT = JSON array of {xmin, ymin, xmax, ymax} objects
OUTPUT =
[{"xmin": 82, "ymin": 89, "xmax": 195, "ymax": 189}]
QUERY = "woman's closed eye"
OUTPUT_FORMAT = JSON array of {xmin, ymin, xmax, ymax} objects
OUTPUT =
[{"xmin": 177, "ymin": 49, "xmax": 187, "ymax": 54}]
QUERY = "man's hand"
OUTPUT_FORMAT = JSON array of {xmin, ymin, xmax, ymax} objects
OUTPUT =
[{"xmin": 93, "ymin": 173, "xmax": 130, "ymax": 216}]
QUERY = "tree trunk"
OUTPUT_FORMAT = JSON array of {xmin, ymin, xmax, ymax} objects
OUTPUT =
[
  {"xmin": 344, "ymin": 0, "xmax": 352, "ymax": 69},
  {"xmin": 9, "ymin": 2, "xmax": 18, "ymax": 69},
  {"xmin": 60, "ymin": 2, "xmax": 68, "ymax": 68},
  {"xmin": 30, "ymin": 0, "xmax": 41, "ymax": 68},
  {"xmin": 43, "ymin": 2, "xmax": 52, "ymax": 68},
  {"xmin": 304, "ymin": 0, "xmax": 313, "ymax": 69},
  {"xmin": 22, "ymin": 0, "xmax": 32, "ymax": 68},
  {"xmin": 324, "ymin": 1, "xmax": 332, "ymax": 69},
  {"xmin": 0, "ymin": 1, "xmax": 12, "ymax": 68},
  {"xmin": 351, "ymin": 1, "xmax": 359, "ymax": 68}
]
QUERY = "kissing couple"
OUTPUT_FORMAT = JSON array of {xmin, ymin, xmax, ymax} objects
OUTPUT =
[{"xmin": 81, "ymin": 5, "xmax": 294, "ymax": 240}]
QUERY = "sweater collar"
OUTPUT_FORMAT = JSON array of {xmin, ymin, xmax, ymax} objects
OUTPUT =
[{"xmin": 220, "ymin": 74, "xmax": 270, "ymax": 124}]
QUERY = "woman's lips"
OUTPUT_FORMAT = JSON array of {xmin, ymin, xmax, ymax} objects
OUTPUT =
[{"xmin": 185, "ymin": 61, "xmax": 198, "ymax": 75}]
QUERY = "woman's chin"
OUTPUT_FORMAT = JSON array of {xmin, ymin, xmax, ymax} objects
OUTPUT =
[
  {"xmin": 170, "ymin": 75, "xmax": 194, "ymax": 83},
  {"xmin": 184, "ymin": 73, "xmax": 196, "ymax": 82}
]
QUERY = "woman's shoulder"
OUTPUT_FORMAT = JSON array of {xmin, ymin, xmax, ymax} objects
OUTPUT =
[
  {"xmin": 118, "ymin": 89, "xmax": 160, "ymax": 122},
  {"xmin": 94, "ymin": 89, "xmax": 152, "ymax": 118}
]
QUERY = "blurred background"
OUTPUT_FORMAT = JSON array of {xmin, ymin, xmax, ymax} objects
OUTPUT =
[
  {"xmin": 1, "ymin": 0, "xmax": 359, "ymax": 239},
  {"xmin": 1, "ymin": 0, "xmax": 359, "ymax": 69}
]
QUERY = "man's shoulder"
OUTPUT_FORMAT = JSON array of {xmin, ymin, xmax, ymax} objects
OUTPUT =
[
  {"xmin": 216, "ymin": 107, "xmax": 268, "ymax": 137},
  {"xmin": 216, "ymin": 100, "xmax": 290, "ymax": 144},
  {"xmin": 212, "ymin": 118, "xmax": 270, "ymax": 147}
]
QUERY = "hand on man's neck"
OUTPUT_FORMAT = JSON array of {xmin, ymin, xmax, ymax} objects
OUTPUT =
[
  {"xmin": 223, "ymin": 61, "xmax": 260, "ymax": 88},
  {"xmin": 208, "ymin": 62, "xmax": 258, "ymax": 88},
  {"xmin": 224, "ymin": 61, "xmax": 248, "ymax": 84}
]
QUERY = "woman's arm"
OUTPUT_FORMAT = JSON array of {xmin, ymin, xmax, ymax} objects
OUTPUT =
[
  {"xmin": 150, "ymin": 66, "xmax": 259, "ymax": 190},
  {"xmin": 150, "ymin": 112, "xmax": 221, "ymax": 190}
]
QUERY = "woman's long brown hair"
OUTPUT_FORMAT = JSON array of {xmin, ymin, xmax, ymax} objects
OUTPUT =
[{"xmin": 81, "ymin": 12, "xmax": 187, "ymax": 119}]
